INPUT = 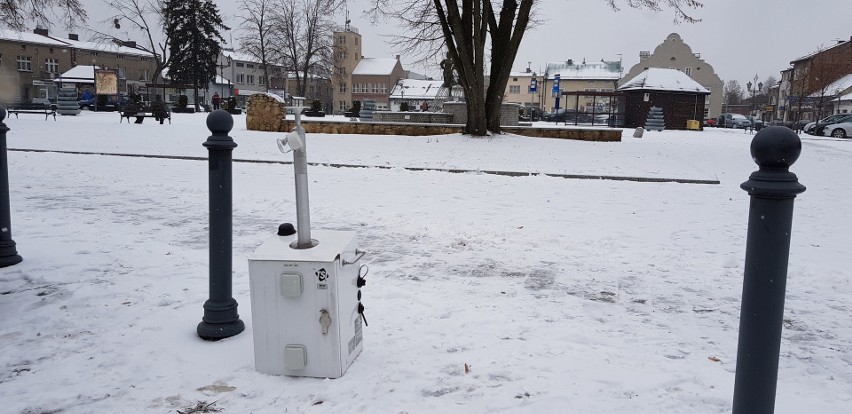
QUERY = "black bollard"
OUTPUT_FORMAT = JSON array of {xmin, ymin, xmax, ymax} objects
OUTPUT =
[
  {"xmin": 732, "ymin": 126, "xmax": 806, "ymax": 414},
  {"xmin": 0, "ymin": 106, "xmax": 22, "ymax": 268},
  {"xmin": 197, "ymin": 110, "xmax": 245, "ymax": 340}
]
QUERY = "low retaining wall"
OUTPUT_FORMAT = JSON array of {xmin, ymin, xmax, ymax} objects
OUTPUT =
[
  {"xmin": 374, "ymin": 112, "xmax": 453, "ymax": 124},
  {"xmin": 280, "ymin": 120, "xmax": 621, "ymax": 142}
]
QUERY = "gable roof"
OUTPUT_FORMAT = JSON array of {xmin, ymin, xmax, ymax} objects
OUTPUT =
[
  {"xmin": 618, "ymin": 68, "xmax": 710, "ymax": 94},
  {"xmin": 389, "ymin": 79, "xmax": 445, "ymax": 99},
  {"xmin": 353, "ymin": 58, "xmax": 398, "ymax": 75}
]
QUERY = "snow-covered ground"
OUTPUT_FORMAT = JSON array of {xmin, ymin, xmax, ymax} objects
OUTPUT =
[{"xmin": 1, "ymin": 111, "xmax": 850, "ymax": 413}]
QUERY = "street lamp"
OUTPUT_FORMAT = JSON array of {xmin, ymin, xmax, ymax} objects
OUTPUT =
[{"xmin": 217, "ymin": 54, "xmax": 232, "ymax": 98}]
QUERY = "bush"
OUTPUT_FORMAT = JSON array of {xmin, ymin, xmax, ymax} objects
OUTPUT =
[
  {"xmin": 177, "ymin": 95, "xmax": 188, "ymax": 109},
  {"xmin": 311, "ymin": 99, "xmax": 322, "ymax": 112},
  {"xmin": 97, "ymin": 94, "xmax": 108, "ymax": 109},
  {"xmin": 350, "ymin": 100, "xmax": 361, "ymax": 114},
  {"xmin": 226, "ymin": 97, "xmax": 237, "ymax": 111},
  {"xmin": 400, "ymin": 102, "xmax": 410, "ymax": 112}
]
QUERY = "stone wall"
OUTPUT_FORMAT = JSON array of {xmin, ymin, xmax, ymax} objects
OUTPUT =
[
  {"xmin": 246, "ymin": 94, "xmax": 287, "ymax": 132},
  {"xmin": 442, "ymin": 102, "xmax": 521, "ymax": 126},
  {"xmin": 279, "ymin": 119, "xmax": 621, "ymax": 141},
  {"xmin": 374, "ymin": 112, "xmax": 454, "ymax": 124}
]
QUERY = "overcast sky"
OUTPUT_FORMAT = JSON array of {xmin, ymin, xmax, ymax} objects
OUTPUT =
[{"xmin": 76, "ymin": 0, "xmax": 849, "ymax": 87}]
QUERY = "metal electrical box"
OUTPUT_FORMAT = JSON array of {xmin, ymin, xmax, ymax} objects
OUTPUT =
[{"xmin": 248, "ymin": 229, "xmax": 364, "ymax": 378}]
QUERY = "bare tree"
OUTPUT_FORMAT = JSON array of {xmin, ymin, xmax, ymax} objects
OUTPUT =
[
  {"xmin": 0, "ymin": 0, "xmax": 87, "ymax": 31},
  {"xmin": 369, "ymin": 0, "xmax": 702, "ymax": 136},
  {"xmin": 100, "ymin": 0, "xmax": 170, "ymax": 84},
  {"xmin": 237, "ymin": 0, "xmax": 277, "ymax": 93},
  {"xmin": 723, "ymin": 80, "xmax": 745, "ymax": 106},
  {"xmin": 272, "ymin": 0, "xmax": 340, "ymax": 97}
]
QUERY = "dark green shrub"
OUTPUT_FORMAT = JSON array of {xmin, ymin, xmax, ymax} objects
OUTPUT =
[
  {"xmin": 226, "ymin": 97, "xmax": 237, "ymax": 110},
  {"xmin": 178, "ymin": 95, "xmax": 188, "ymax": 109},
  {"xmin": 350, "ymin": 100, "xmax": 361, "ymax": 113},
  {"xmin": 311, "ymin": 99, "xmax": 322, "ymax": 112},
  {"xmin": 400, "ymin": 102, "xmax": 409, "ymax": 112},
  {"xmin": 97, "ymin": 94, "xmax": 108, "ymax": 108}
]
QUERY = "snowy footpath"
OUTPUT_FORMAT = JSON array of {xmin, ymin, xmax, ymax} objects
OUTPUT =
[{"xmin": 1, "ymin": 112, "xmax": 850, "ymax": 413}]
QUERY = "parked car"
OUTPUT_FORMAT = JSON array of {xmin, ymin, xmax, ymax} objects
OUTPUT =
[
  {"xmin": 747, "ymin": 116, "xmax": 765, "ymax": 131},
  {"xmin": 703, "ymin": 117, "xmax": 717, "ymax": 127},
  {"xmin": 79, "ymin": 94, "xmax": 130, "ymax": 111},
  {"xmin": 822, "ymin": 120, "xmax": 852, "ymax": 138},
  {"xmin": 717, "ymin": 113, "xmax": 751, "ymax": 129},
  {"xmin": 804, "ymin": 114, "xmax": 852, "ymax": 135}
]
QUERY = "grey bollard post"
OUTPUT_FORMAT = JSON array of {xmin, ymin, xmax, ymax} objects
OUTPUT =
[
  {"xmin": 0, "ymin": 106, "xmax": 23, "ymax": 268},
  {"xmin": 197, "ymin": 110, "xmax": 245, "ymax": 340},
  {"xmin": 732, "ymin": 126, "xmax": 806, "ymax": 414}
]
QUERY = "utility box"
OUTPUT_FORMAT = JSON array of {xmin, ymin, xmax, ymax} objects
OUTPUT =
[
  {"xmin": 686, "ymin": 119, "xmax": 701, "ymax": 130},
  {"xmin": 248, "ymin": 229, "xmax": 364, "ymax": 378}
]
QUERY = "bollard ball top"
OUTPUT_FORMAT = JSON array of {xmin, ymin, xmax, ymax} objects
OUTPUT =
[
  {"xmin": 750, "ymin": 126, "xmax": 802, "ymax": 169},
  {"xmin": 206, "ymin": 109, "xmax": 234, "ymax": 134}
]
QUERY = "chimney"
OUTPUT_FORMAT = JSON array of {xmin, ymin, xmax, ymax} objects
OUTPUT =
[
  {"xmin": 566, "ymin": 59, "xmax": 573, "ymax": 65},
  {"xmin": 395, "ymin": 54, "xmax": 400, "ymax": 62},
  {"xmin": 68, "ymin": 33, "xmax": 78, "ymax": 41},
  {"xmin": 122, "ymin": 41, "xmax": 136, "ymax": 48},
  {"xmin": 34, "ymin": 27, "xmax": 48, "ymax": 36}
]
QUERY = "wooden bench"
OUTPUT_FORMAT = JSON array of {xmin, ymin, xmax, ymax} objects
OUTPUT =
[
  {"xmin": 120, "ymin": 107, "xmax": 171, "ymax": 124},
  {"xmin": 7, "ymin": 103, "xmax": 57, "ymax": 121}
]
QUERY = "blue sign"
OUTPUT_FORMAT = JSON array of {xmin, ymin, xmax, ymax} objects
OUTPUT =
[
  {"xmin": 552, "ymin": 74, "xmax": 560, "ymax": 94},
  {"xmin": 529, "ymin": 78, "xmax": 537, "ymax": 93}
]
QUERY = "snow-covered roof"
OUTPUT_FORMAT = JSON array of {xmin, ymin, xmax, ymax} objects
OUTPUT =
[
  {"xmin": 54, "ymin": 65, "xmax": 100, "ymax": 83},
  {"xmin": 222, "ymin": 49, "xmax": 259, "ymax": 63},
  {"xmin": 0, "ymin": 30, "xmax": 69, "ymax": 46},
  {"xmin": 809, "ymin": 74, "xmax": 852, "ymax": 97},
  {"xmin": 389, "ymin": 79, "xmax": 445, "ymax": 99},
  {"xmin": 49, "ymin": 37, "xmax": 150, "ymax": 57},
  {"xmin": 510, "ymin": 71, "xmax": 537, "ymax": 78},
  {"xmin": 545, "ymin": 60, "xmax": 622, "ymax": 80},
  {"xmin": 791, "ymin": 39, "xmax": 850, "ymax": 63},
  {"xmin": 618, "ymin": 68, "xmax": 710, "ymax": 93},
  {"xmin": 353, "ymin": 58, "xmax": 398, "ymax": 75}
]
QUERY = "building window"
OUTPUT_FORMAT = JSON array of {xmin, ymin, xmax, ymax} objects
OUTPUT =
[
  {"xmin": 247, "ymin": 64, "xmax": 255, "ymax": 69},
  {"xmin": 339, "ymin": 100, "xmax": 347, "ymax": 111},
  {"xmin": 236, "ymin": 62, "xmax": 244, "ymax": 68},
  {"xmin": 259, "ymin": 76, "xmax": 266, "ymax": 85},
  {"xmin": 381, "ymin": 83, "xmax": 387, "ymax": 93},
  {"xmin": 237, "ymin": 73, "xmax": 245, "ymax": 83},
  {"xmin": 684, "ymin": 67, "xmax": 692, "ymax": 76},
  {"xmin": 16, "ymin": 55, "xmax": 32, "ymax": 71},
  {"xmin": 247, "ymin": 75, "xmax": 254, "ymax": 84},
  {"xmin": 509, "ymin": 85, "xmax": 520, "ymax": 93},
  {"xmin": 372, "ymin": 83, "xmax": 378, "ymax": 93},
  {"xmin": 44, "ymin": 58, "xmax": 59, "ymax": 73},
  {"xmin": 339, "ymin": 82, "xmax": 347, "ymax": 92},
  {"xmin": 337, "ymin": 66, "xmax": 346, "ymax": 76}
]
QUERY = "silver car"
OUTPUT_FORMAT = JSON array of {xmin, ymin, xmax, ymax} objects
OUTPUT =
[
  {"xmin": 718, "ymin": 113, "xmax": 751, "ymax": 129},
  {"xmin": 822, "ymin": 121, "xmax": 852, "ymax": 138}
]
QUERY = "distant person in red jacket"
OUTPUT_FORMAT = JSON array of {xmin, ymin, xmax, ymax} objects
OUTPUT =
[
  {"xmin": 420, "ymin": 101, "xmax": 429, "ymax": 112},
  {"xmin": 212, "ymin": 92, "xmax": 221, "ymax": 110}
]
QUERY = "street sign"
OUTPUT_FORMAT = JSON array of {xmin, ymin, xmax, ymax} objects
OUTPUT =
[
  {"xmin": 529, "ymin": 78, "xmax": 537, "ymax": 93},
  {"xmin": 552, "ymin": 74, "xmax": 560, "ymax": 94}
]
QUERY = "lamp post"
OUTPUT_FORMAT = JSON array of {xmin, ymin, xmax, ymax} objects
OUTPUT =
[{"xmin": 217, "ymin": 55, "xmax": 232, "ymax": 98}]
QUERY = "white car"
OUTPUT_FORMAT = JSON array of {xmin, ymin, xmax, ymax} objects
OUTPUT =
[{"xmin": 822, "ymin": 121, "xmax": 852, "ymax": 138}]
